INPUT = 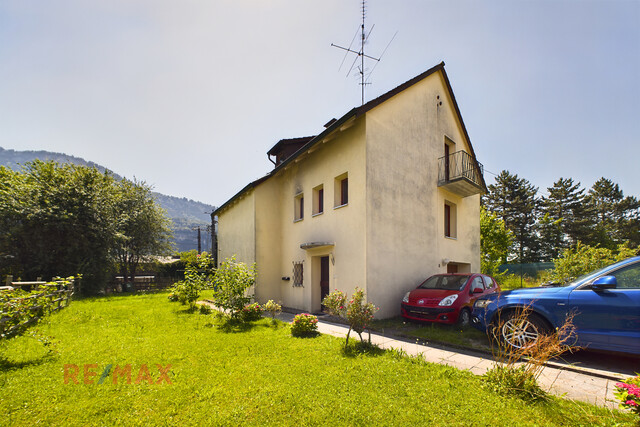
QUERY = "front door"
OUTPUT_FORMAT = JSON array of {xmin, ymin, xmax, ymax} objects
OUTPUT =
[{"xmin": 320, "ymin": 256, "xmax": 330, "ymax": 307}]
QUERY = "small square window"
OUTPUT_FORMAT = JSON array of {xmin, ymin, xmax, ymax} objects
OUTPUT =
[
  {"xmin": 294, "ymin": 193, "xmax": 304, "ymax": 222},
  {"xmin": 313, "ymin": 185, "xmax": 324, "ymax": 216},
  {"xmin": 334, "ymin": 173, "xmax": 348, "ymax": 208}
]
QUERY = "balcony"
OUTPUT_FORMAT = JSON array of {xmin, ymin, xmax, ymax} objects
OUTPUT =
[{"xmin": 437, "ymin": 150, "xmax": 485, "ymax": 197}]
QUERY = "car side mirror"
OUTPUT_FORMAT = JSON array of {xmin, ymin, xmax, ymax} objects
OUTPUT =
[
  {"xmin": 591, "ymin": 275, "xmax": 617, "ymax": 291},
  {"xmin": 472, "ymin": 287, "xmax": 483, "ymax": 294}
]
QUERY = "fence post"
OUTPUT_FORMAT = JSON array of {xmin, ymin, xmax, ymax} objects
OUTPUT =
[{"xmin": 5, "ymin": 275, "xmax": 12, "ymax": 286}]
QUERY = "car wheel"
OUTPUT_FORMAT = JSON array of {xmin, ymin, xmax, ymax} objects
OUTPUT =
[
  {"xmin": 457, "ymin": 308, "xmax": 471, "ymax": 327},
  {"xmin": 499, "ymin": 311, "xmax": 549, "ymax": 350}
]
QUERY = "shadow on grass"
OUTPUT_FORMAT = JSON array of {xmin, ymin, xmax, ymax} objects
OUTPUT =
[
  {"xmin": 175, "ymin": 306, "xmax": 199, "ymax": 315},
  {"xmin": 340, "ymin": 340, "xmax": 385, "ymax": 358},
  {"xmin": 215, "ymin": 319, "xmax": 258, "ymax": 334},
  {"xmin": 0, "ymin": 352, "xmax": 55, "ymax": 373},
  {"xmin": 291, "ymin": 331, "xmax": 320, "ymax": 339}
]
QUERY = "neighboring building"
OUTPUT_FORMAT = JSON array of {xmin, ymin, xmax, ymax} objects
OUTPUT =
[{"xmin": 213, "ymin": 62, "xmax": 486, "ymax": 318}]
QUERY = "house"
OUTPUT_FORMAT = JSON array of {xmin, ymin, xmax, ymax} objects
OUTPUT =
[{"xmin": 212, "ymin": 62, "xmax": 486, "ymax": 318}]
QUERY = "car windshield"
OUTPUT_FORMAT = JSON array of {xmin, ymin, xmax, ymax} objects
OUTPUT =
[{"xmin": 417, "ymin": 275, "xmax": 470, "ymax": 291}]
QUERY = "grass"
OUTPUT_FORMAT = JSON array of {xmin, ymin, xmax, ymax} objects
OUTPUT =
[
  {"xmin": 0, "ymin": 292, "xmax": 634, "ymax": 426},
  {"xmin": 370, "ymin": 317, "xmax": 492, "ymax": 351}
]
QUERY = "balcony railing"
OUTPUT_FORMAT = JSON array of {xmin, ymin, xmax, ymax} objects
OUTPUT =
[{"xmin": 437, "ymin": 150, "xmax": 485, "ymax": 197}]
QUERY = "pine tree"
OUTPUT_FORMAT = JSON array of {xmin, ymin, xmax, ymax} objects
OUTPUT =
[{"xmin": 484, "ymin": 170, "xmax": 539, "ymax": 262}]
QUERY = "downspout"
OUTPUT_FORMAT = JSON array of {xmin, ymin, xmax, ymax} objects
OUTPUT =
[{"xmin": 211, "ymin": 212, "xmax": 218, "ymax": 268}]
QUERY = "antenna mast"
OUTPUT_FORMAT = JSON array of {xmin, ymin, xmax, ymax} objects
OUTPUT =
[{"xmin": 332, "ymin": 0, "xmax": 383, "ymax": 105}]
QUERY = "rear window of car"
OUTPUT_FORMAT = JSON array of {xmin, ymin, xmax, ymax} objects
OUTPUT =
[{"xmin": 418, "ymin": 275, "xmax": 470, "ymax": 291}]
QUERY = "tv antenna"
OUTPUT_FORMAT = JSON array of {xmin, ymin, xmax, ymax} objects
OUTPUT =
[{"xmin": 331, "ymin": 0, "xmax": 397, "ymax": 105}]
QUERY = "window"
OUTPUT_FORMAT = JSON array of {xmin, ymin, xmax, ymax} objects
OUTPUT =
[
  {"xmin": 482, "ymin": 275, "xmax": 495, "ymax": 290},
  {"xmin": 334, "ymin": 173, "xmax": 348, "ymax": 208},
  {"xmin": 293, "ymin": 261, "xmax": 304, "ymax": 287},
  {"xmin": 470, "ymin": 277, "xmax": 484, "ymax": 293},
  {"xmin": 444, "ymin": 201, "xmax": 457, "ymax": 238},
  {"xmin": 612, "ymin": 262, "xmax": 640, "ymax": 289},
  {"xmin": 312, "ymin": 185, "xmax": 324, "ymax": 216},
  {"xmin": 294, "ymin": 193, "xmax": 304, "ymax": 222}
]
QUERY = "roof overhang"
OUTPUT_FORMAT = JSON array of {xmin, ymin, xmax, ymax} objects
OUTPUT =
[{"xmin": 300, "ymin": 242, "xmax": 335, "ymax": 250}]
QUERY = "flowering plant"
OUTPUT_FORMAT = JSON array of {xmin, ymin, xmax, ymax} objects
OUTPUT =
[
  {"xmin": 290, "ymin": 313, "xmax": 318, "ymax": 337},
  {"xmin": 241, "ymin": 302, "xmax": 263, "ymax": 322},
  {"xmin": 262, "ymin": 300, "xmax": 282, "ymax": 319},
  {"xmin": 322, "ymin": 290, "xmax": 347, "ymax": 317},
  {"xmin": 614, "ymin": 375, "xmax": 640, "ymax": 416},
  {"xmin": 322, "ymin": 288, "xmax": 378, "ymax": 347}
]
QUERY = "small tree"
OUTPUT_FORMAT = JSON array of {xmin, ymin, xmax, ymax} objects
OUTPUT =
[
  {"xmin": 323, "ymin": 288, "xmax": 377, "ymax": 347},
  {"xmin": 171, "ymin": 252, "xmax": 214, "ymax": 309},
  {"xmin": 480, "ymin": 207, "xmax": 513, "ymax": 277},
  {"xmin": 211, "ymin": 256, "xmax": 256, "ymax": 319}
]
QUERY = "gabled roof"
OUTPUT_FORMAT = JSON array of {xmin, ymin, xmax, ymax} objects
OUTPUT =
[{"xmin": 214, "ymin": 62, "xmax": 486, "ymax": 216}]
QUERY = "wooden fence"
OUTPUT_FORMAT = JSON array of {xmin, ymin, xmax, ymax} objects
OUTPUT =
[{"xmin": 0, "ymin": 279, "xmax": 75, "ymax": 340}]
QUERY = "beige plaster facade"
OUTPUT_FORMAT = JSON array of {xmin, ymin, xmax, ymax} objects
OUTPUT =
[{"xmin": 214, "ymin": 63, "xmax": 486, "ymax": 318}]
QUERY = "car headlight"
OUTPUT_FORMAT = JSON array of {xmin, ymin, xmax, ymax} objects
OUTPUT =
[
  {"xmin": 474, "ymin": 299, "xmax": 491, "ymax": 309},
  {"xmin": 402, "ymin": 292, "xmax": 410, "ymax": 303},
  {"xmin": 438, "ymin": 294, "xmax": 458, "ymax": 306}
]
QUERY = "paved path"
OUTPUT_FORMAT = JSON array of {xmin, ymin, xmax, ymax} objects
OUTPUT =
[{"xmin": 278, "ymin": 312, "xmax": 631, "ymax": 409}]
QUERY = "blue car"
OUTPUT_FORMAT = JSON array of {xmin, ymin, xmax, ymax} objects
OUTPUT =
[{"xmin": 472, "ymin": 256, "xmax": 640, "ymax": 355}]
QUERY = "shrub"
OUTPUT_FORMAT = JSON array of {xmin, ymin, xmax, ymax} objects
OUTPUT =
[
  {"xmin": 322, "ymin": 288, "xmax": 377, "ymax": 347},
  {"xmin": 241, "ymin": 302, "xmax": 263, "ymax": 322},
  {"xmin": 614, "ymin": 375, "xmax": 640, "ymax": 417},
  {"xmin": 322, "ymin": 290, "xmax": 347, "ymax": 317},
  {"xmin": 484, "ymin": 304, "xmax": 577, "ymax": 402},
  {"xmin": 550, "ymin": 242, "xmax": 636, "ymax": 283},
  {"xmin": 483, "ymin": 365, "xmax": 546, "ymax": 402},
  {"xmin": 211, "ymin": 256, "xmax": 256, "ymax": 320},
  {"xmin": 199, "ymin": 304, "xmax": 212, "ymax": 315},
  {"xmin": 171, "ymin": 252, "xmax": 215, "ymax": 309},
  {"xmin": 262, "ymin": 300, "xmax": 282, "ymax": 320},
  {"xmin": 290, "ymin": 313, "xmax": 318, "ymax": 337},
  {"xmin": 167, "ymin": 292, "xmax": 179, "ymax": 302}
]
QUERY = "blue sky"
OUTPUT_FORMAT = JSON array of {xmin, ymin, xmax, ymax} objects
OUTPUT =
[{"xmin": 1, "ymin": 0, "xmax": 638, "ymax": 206}]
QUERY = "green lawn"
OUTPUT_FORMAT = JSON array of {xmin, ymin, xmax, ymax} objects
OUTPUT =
[
  {"xmin": 370, "ymin": 317, "xmax": 492, "ymax": 351},
  {"xmin": 0, "ymin": 292, "xmax": 633, "ymax": 426}
]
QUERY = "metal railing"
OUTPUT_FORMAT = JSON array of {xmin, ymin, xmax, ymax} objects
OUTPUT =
[{"xmin": 437, "ymin": 150, "xmax": 484, "ymax": 188}]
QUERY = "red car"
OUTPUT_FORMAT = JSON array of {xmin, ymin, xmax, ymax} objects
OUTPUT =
[{"xmin": 401, "ymin": 273, "xmax": 500, "ymax": 326}]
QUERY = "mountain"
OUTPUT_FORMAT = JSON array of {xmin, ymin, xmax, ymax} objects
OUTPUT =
[{"xmin": 0, "ymin": 146, "xmax": 214, "ymax": 253}]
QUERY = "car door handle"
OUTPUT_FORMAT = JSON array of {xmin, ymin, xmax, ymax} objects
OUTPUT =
[{"xmin": 557, "ymin": 302, "xmax": 566, "ymax": 306}]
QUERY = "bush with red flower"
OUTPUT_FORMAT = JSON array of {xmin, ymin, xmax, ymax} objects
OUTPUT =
[
  {"xmin": 241, "ymin": 302, "xmax": 263, "ymax": 322},
  {"xmin": 290, "ymin": 313, "xmax": 318, "ymax": 337},
  {"xmin": 322, "ymin": 288, "xmax": 378, "ymax": 347},
  {"xmin": 615, "ymin": 375, "xmax": 640, "ymax": 416}
]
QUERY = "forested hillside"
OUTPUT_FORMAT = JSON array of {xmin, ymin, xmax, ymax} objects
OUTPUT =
[{"xmin": 0, "ymin": 147, "xmax": 214, "ymax": 252}]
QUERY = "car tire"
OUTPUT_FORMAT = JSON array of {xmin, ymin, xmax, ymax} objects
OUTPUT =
[
  {"xmin": 457, "ymin": 308, "xmax": 471, "ymax": 328},
  {"xmin": 497, "ymin": 311, "xmax": 550, "ymax": 350}
]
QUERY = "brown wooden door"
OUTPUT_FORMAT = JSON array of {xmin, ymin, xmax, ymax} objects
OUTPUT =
[
  {"xmin": 320, "ymin": 256, "xmax": 330, "ymax": 306},
  {"xmin": 447, "ymin": 263, "xmax": 458, "ymax": 274}
]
